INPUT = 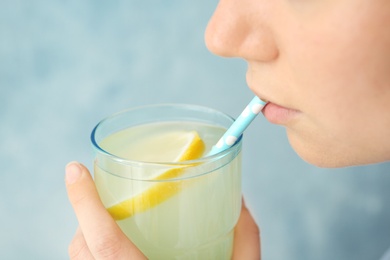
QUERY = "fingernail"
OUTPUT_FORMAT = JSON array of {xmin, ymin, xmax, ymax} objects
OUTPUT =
[{"xmin": 66, "ymin": 161, "xmax": 82, "ymax": 184}]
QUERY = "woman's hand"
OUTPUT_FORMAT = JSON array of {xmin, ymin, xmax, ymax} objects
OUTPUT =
[
  {"xmin": 65, "ymin": 161, "xmax": 261, "ymax": 259},
  {"xmin": 65, "ymin": 162, "xmax": 146, "ymax": 259},
  {"xmin": 232, "ymin": 199, "xmax": 261, "ymax": 259}
]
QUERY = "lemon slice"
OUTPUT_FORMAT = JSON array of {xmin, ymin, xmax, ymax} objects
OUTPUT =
[{"xmin": 107, "ymin": 131, "xmax": 205, "ymax": 220}]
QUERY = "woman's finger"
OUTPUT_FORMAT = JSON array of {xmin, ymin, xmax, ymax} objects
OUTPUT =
[
  {"xmin": 68, "ymin": 227, "xmax": 94, "ymax": 260},
  {"xmin": 232, "ymin": 199, "xmax": 261, "ymax": 260},
  {"xmin": 65, "ymin": 161, "xmax": 146, "ymax": 259}
]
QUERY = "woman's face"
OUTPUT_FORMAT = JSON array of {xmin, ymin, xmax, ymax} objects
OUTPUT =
[{"xmin": 205, "ymin": 0, "xmax": 390, "ymax": 167}]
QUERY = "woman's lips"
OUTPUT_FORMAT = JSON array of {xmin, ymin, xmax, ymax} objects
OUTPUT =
[{"xmin": 262, "ymin": 102, "xmax": 300, "ymax": 125}]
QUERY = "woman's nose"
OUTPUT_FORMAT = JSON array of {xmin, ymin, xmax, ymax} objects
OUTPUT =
[{"xmin": 205, "ymin": 0, "xmax": 278, "ymax": 62}]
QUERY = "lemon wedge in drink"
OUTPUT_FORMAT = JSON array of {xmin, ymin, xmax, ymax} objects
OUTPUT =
[{"xmin": 107, "ymin": 131, "xmax": 205, "ymax": 220}]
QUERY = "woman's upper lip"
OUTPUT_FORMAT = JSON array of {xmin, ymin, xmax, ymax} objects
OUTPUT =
[
  {"xmin": 247, "ymin": 80, "xmax": 298, "ymax": 111},
  {"xmin": 255, "ymin": 95, "xmax": 291, "ymax": 111},
  {"xmin": 253, "ymin": 92, "xmax": 299, "ymax": 112}
]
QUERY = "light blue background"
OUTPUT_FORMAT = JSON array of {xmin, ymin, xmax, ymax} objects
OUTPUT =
[{"xmin": 1, "ymin": 1, "xmax": 390, "ymax": 259}]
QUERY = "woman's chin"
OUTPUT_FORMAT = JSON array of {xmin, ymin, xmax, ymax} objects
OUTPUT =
[{"xmin": 286, "ymin": 131, "xmax": 360, "ymax": 168}]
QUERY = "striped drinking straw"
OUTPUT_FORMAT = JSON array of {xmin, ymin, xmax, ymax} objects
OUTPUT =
[{"xmin": 208, "ymin": 96, "xmax": 267, "ymax": 156}]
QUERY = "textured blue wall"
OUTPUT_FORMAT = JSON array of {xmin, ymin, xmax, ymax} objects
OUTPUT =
[{"xmin": 1, "ymin": 1, "xmax": 390, "ymax": 259}]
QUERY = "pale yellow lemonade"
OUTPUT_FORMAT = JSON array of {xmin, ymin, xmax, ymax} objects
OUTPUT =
[{"xmin": 94, "ymin": 121, "xmax": 242, "ymax": 259}]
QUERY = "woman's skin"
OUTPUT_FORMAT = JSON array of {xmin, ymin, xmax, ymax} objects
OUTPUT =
[
  {"xmin": 205, "ymin": 0, "xmax": 390, "ymax": 168},
  {"xmin": 66, "ymin": 0, "xmax": 390, "ymax": 258}
]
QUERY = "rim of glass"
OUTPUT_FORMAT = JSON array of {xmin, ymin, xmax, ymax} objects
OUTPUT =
[{"xmin": 90, "ymin": 103, "xmax": 242, "ymax": 167}]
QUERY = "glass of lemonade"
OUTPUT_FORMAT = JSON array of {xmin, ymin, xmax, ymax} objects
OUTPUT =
[{"xmin": 91, "ymin": 104, "xmax": 242, "ymax": 259}]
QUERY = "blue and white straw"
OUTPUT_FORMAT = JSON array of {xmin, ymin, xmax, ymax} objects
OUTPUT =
[{"xmin": 208, "ymin": 96, "xmax": 267, "ymax": 156}]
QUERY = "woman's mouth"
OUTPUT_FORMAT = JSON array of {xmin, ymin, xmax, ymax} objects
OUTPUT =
[{"xmin": 262, "ymin": 102, "xmax": 301, "ymax": 125}]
